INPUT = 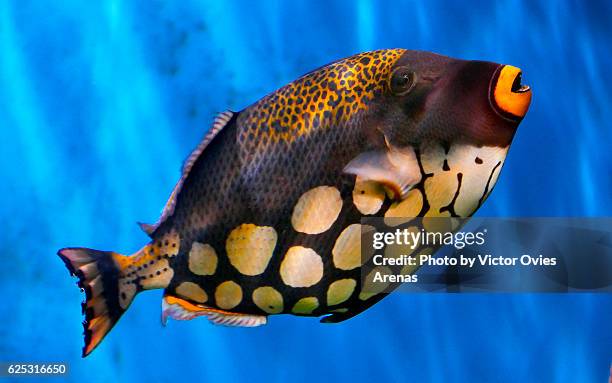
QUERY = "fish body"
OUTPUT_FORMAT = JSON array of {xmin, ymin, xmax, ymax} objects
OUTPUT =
[{"xmin": 59, "ymin": 49, "xmax": 532, "ymax": 356}]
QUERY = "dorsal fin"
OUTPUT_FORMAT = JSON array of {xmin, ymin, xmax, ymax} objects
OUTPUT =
[
  {"xmin": 181, "ymin": 110, "xmax": 234, "ymax": 175},
  {"xmin": 162, "ymin": 295, "xmax": 267, "ymax": 327},
  {"xmin": 140, "ymin": 110, "xmax": 235, "ymax": 237}
]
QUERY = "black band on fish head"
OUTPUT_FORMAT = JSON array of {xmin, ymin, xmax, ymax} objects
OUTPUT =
[
  {"xmin": 414, "ymin": 59, "xmax": 527, "ymax": 147},
  {"xmin": 364, "ymin": 51, "xmax": 531, "ymax": 150}
]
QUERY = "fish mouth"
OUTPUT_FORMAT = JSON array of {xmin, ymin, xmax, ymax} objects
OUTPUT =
[
  {"xmin": 490, "ymin": 65, "xmax": 532, "ymax": 120},
  {"xmin": 511, "ymin": 72, "xmax": 531, "ymax": 93}
]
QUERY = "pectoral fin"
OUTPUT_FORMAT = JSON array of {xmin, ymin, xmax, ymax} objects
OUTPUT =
[
  {"xmin": 162, "ymin": 295, "xmax": 267, "ymax": 327},
  {"xmin": 343, "ymin": 144, "xmax": 421, "ymax": 200}
]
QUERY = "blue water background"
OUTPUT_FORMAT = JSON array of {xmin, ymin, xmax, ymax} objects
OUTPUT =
[{"xmin": 0, "ymin": 1, "xmax": 610, "ymax": 382}]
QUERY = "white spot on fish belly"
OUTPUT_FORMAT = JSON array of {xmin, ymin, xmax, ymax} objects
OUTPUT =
[
  {"xmin": 384, "ymin": 188, "xmax": 423, "ymax": 226},
  {"xmin": 215, "ymin": 281, "xmax": 243, "ymax": 310},
  {"xmin": 188, "ymin": 242, "xmax": 218, "ymax": 276},
  {"xmin": 176, "ymin": 281, "xmax": 208, "ymax": 303},
  {"xmin": 332, "ymin": 224, "xmax": 368, "ymax": 271},
  {"xmin": 280, "ymin": 246, "xmax": 324, "ymax": 288},
  {"xmin": 352, "ymin": 178, "xmax": 385, "ymax": 215},
  {"xmin": 359, "ymin": 266, "xmax": 391, "ymax": 301},
  {"xmin": 252, "ymin": 286, "xmax": 284, "ymax": 314},
  {"xmin": 451, "ymin": 145, "xmax": 507, "ymax": 216},
  {"xmin": 226, "ymin": 224, "xmax": 277, "ymax": 276},
  {"xmin": 420, "ymin": 143, "xmax": 447, "ymax": 174},
  {"xmin": 291, "ymin": 186, "xmax": 342, "ymax": 234},
  {"xmin": 418, "ymin": 143, "xmax": 508, "ymax": 218},
  {"xmin": 291, "ymin": 297, "xmax": 319, "ymax": 315},
  {"xmin": 327, "ymin": 279, "xmax": 356, "ymax": 306},
  {"xmin": 424, "ymin": 171, "xmax": 458, "ymax": 215}
]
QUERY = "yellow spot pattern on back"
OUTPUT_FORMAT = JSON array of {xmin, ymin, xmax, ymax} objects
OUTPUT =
[{"xmin": 238, "ymin": 49, "xmax": 405, "ymax": 143}]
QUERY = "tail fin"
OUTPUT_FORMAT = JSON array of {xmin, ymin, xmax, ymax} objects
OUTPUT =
[{"xmin": 58, "ymin": 248, "xmax": 137, "ymax": 357}]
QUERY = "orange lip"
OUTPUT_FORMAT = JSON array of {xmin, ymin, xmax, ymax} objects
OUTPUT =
[{"xmin": 490, "ymin": 65, "xmax": 532, "ymax": 120}]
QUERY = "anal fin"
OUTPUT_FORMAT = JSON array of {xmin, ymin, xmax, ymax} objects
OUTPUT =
[{"xmin": 162, "ymin": 295, "xmax": 267, "ymax": 327}]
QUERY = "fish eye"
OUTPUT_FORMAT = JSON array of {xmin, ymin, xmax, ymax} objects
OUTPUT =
[{"xmin": 388, "ymin": 66, "xmax": 416, "ymax": 96}]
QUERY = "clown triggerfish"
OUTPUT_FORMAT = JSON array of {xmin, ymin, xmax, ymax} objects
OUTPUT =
[{"xmin": 59, "ymin": 49, "xmax": 532, "ymax": 356}]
